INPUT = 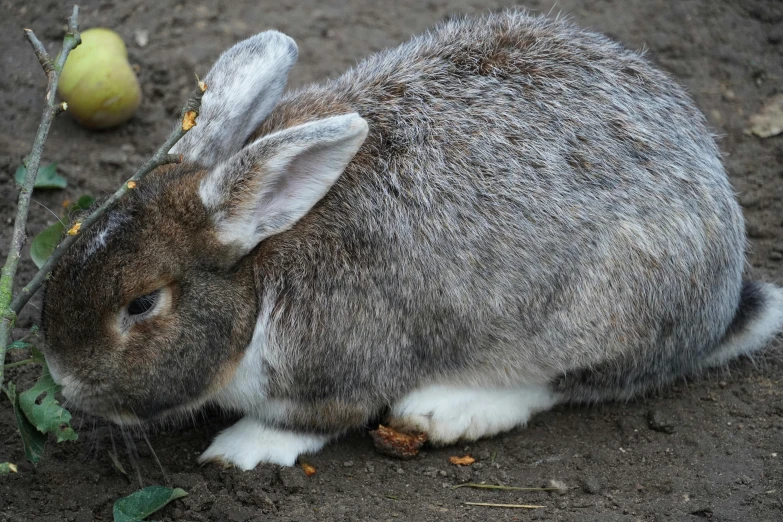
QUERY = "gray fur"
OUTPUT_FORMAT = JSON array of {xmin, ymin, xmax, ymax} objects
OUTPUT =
[
  {"xmin": 43, "ymin": 10, "xmax": 782, "ymax": 443},
  {"xmin": 171, "ymin": 30, "xmax": 299, "ymax": 168}
]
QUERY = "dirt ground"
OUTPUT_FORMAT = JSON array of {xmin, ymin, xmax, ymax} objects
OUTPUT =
[{"xmin": 1, "ymin": 0, "xmax": 782, "ymax": 520}]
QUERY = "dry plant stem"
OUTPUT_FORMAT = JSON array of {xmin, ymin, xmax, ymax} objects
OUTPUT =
[
  {"xmin": 452, "ymin": 483, "xmax": 560, "ymax": 491},
  {"xmin": 11, "ymin": 83, "xmax": 206, "ymax": 316},
  {"xmin": 464, "ymin": 502, "xmax": 545, "ymax": 509},
  {"xmin": 0, "ymin": 6, "xmax": 80, "ymax": 392}
]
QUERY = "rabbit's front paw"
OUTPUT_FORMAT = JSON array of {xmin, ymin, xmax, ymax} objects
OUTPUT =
[
  {"xmin": 198, "ymin": 417, "xmax": 330, "ymax": 470},
  {"xmin": 389, "ymin": 384, "xmax": 560, "ymax": 445}
]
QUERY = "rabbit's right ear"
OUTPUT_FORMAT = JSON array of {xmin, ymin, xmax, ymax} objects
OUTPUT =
[
  {"xmin": 171, "ymin": 30, "xmax": 298, "ymax": 168},
  {"xmin": 200, "ymin": 113, "xmax": 369, "ymax": 259}
]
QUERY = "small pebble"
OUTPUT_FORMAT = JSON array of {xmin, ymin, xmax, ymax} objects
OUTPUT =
[
  {"xmin": 549, "ymin": 479, "xmax": 569, "ymax": 495},
  {"xmin": 647, "ymin": 409, "xmax": 676, "ymax": 434},
  {"xmin": 581, "ymin": 476, "xmax": 603, "ymax": 494},
  {"xmin": 98, "ymin": 150, "xmax": 128, "ymax": 167},
  {"xmin": 134, "ymin": 29, "xmax": 149, "ymax": 47}
]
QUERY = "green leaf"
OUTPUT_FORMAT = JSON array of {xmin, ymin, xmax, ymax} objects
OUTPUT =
[
  {"xmin": 7, "ymin": 340, "xmax": 33, "ymax": 351},
  {"xmin": 30, "ymin": 346, "xmax": 46, "ymax": 364},
  {"xmin": 30, "ymin": 221, "xmax": 65, "ymax": 269},
  {"xmin": 113, "ymin": 486, "xmax": 189, "ymax": 522},
  {"xmin": 18, "ymin": 365, "xmax": 78, "ymax": 443},
  {"xmin": 14, "ymin": 163, "xmax": 67, "ymax": 189},
  {"xmin": 74, "ymin": 194, "xmax": 95, "ymax": 210},
  {"xmin": 4, "ymin": 382, "xmax": 46, "ymax": 465}
]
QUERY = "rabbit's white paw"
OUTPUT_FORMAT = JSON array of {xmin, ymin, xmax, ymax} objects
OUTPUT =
[
  {"xmin": 198, "ymin": 417, "xmax": 330, "ymax": 470},
  {"xmin": 389, "ymin": 384, "xmax": 560, "ymax": 444}
]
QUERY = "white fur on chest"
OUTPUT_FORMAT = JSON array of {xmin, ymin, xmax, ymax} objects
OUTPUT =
[{"xmin": 212, "ymin": 297, "xmax": 277, "ymax": 415}]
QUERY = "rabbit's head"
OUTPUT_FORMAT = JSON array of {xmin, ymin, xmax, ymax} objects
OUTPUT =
[{"xmin": 42, "ymin": 31, "xmax": 368, "ymax": 424}]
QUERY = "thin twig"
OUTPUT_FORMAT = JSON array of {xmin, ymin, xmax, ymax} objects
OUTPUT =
[
  {"xmin": 0, "ymin": 6, "xmax": 80, "ymax": 393},
  {"xmin": 10, "ymin": 82, "xmax": 205, "ymax": 315},
  {"xmin": 464, "ymin": 502, "xmax": 545, "ymax": 509},
  {"xmin": 22, "ymin": 29, "xmax": 54, "ymax": 77}
]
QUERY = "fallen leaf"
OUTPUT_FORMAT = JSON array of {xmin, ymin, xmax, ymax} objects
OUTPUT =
[
  {"xmin": 748, "ymin": 94, "xmax": 783, "ymax": 138},
  {"xmin": 449, "ymin": 455, "xmax": 476, "ymax": 466},
  {"xmin": 369, "ymin": 424, "xmax": 427, "ymax": 459},
  {"xmin": 30, "ymin": 222, "xmax": 64, "ymax": 268},
  {"xmin": 14, "ymin": 162, "xmax": 68, "ymax": 189},
  {"xmin": 0, "ymin": 462, "xmax": 18, "ymax": 474},
  {"xmin": 301, "ymin": 462, "xmax": 317, "ymax": 476},
  {"xmin": 4, "ymin": 382, "xmax": 46, "ymax": 465},
  {"xmin": 113, "ymin": 486, "xmax": 188, "ymax": 522}
]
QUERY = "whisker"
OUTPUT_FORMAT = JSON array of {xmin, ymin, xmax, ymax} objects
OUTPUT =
[
  {"xmin": 32, "ymin": 199, "xmax": 66, "ymax": 226},
  {"xmin": 118, "ymin": 407, "xmax": 144, "ymax": 488},
  {"xmin": 142, "ymin": 432, "xmax": 168, "ymax": 485}
]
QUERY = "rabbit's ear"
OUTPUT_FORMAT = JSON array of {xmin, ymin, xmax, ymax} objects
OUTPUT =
[
  {"xmin": 171, "ymin": 30, "xmax": 298, "ymax": 168},
  {"xmin": 200, "ymin": 113, "xmax": 369, "ymax": 256}
]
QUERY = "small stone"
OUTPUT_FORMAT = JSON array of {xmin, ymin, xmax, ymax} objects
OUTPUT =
[
  {"xmin": 738, "ymin": 193, "xmax": 760, "ymax": 209},
  {"xmin": 278, "ymin": 466, "xmax": 308, "ymax": 493},
  {"xmin": 98, "ymin": 150, "xmax": 128, "ymax": 167},
  {"xmin": 746, "ymin": 223, "xmax": 773, "ymax": 239},
  {"xmin": 647, "ymin": 409, "xmax": 676, "ymax": 434},
  {"xmin": 364, "ymin": 463, "xmax": 375, "ymax": 473},
  {"xmin": 343, "ymin": 461, "xmax": 354, "ymax": 467},
  {"xmin": 549, "ymin": 479, "xmax": 569, "ymax": 495},
  {"xmin": 134, "ymin": 29, "xmax": 149, "ymax": 47},
  {"xmin": 422, "ymin": 466, "xmax": 438, "ymax": 477},
  {"xmin": 581, "ymin": 476, "xmax": 603, "ymax": 494}
]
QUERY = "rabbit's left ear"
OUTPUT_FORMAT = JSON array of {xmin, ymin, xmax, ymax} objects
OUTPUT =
[
  {"xmin": 200, "ymin": 113, "xmax": 369, "ymax": 257},
  {"xmin": 172, "ymin": 30, "xmax": 298, "ymax": 168}
]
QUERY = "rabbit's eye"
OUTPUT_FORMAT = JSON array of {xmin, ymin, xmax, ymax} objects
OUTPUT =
[{"xmin": 127, "ymin": 290, "xmax": 160, "ymax": 316}]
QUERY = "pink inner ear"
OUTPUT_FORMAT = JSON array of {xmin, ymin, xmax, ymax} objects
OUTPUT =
[{"xmin": 201, "ymin": 113, "xmax": 369, "ymax": 255}]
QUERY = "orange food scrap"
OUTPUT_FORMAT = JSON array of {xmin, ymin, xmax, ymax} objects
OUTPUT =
[
  {"xmin": 449, "ymin": 455, "xmax": 476, "ymax": 466},
  {"xmin": 301, "ymin": 462, "xmax": 317, "ymax": 477},
  {"xmin": 370, "ymin": 424, "xmax": 427, "ymax": 459},
  {"xmin": 182, "ymin": 110, "xmax": 198, "ymax": 131},
  {"xmin": 127, "ymin": 180, "xmax": 137, "ymax": 189},
  {"xmin": 62, "ymin": 199, "xmax": 72, "ymax": 209},
  {"xmin": 198, "ymin": 80, "xmax": 208, "ymax": 93}
]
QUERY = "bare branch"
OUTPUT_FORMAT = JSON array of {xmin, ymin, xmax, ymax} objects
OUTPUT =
[
  {"xmin": 10, "ymin": 82, "xmax": 206, "ymax": 316},
  {"xmin": 0, "ymin": 5, "xmax": 81, "ymax": 390},
  {"xmin": 23, "ymin": 29, "xmax": 54, "ymax": 77}
]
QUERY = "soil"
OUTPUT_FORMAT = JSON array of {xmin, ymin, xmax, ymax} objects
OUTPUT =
[{"xmin": 1, "ymin": 0, "xmax": 783, "ymax": 521}]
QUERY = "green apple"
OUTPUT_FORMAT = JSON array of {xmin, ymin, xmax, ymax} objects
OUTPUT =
[{"xmin": 58, "ymin": 28, "xmax": 141, "ymax": 130}]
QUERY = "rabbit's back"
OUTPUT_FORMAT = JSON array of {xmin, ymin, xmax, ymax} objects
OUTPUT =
[{"xmin": 253, "ymin": 11, "xmax": 744, "ymax": 413}]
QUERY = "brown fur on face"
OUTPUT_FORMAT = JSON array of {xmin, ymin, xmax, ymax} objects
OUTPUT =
[{"xmin": 42, "ymin": 163, "xmax": 258, "ymax": 421}]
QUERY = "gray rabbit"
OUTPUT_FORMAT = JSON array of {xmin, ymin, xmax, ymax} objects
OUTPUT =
[{"xmin": 42, "ymin": 10, "xmax": 783, "ymax": 470}]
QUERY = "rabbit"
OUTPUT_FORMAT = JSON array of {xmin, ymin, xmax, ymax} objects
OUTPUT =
[{"xmin": 42, "ymin": 9, "xmax": 783, "ymax": 471}]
